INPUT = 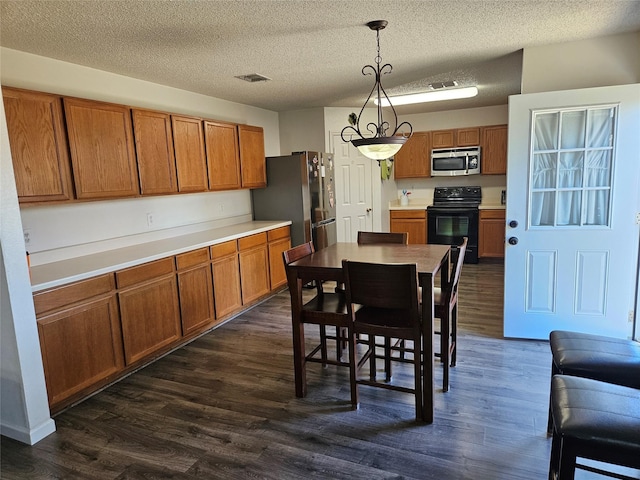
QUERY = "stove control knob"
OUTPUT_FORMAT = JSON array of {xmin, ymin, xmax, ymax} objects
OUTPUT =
[
  {"xmin": 509, "ymin": 220, "xmax": 518, "ymax": 228},
  {"xmin": 508, "ymin": 236, "xmax": 518, "ymax": 245}
]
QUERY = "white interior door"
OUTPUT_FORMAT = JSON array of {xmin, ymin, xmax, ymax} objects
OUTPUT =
[
  {"xmin": 504, "ymin": 84, "xmax": 640, "ymax": 340},
  {"xmin": 330, "ymin": 132, "xmax": 374, "ymax": 242}
]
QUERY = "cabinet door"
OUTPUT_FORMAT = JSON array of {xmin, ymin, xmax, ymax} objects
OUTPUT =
[
  {"xmin": 431, "ymin": 130, "xmax": 455, "ymax": 148},
  {"xmin": 211, "ymin": 255, "xmax": 242, "ymax": 319},
  {"xmin": 204, "ymin": 120, "xmax": 241, "ymax": 190},
  {"xmin": 37, "ymin": 294, "xmax": 124, "ymax": 408},
  {"xmin": 394, "ymin": 132, "xmax": 431, "ymax": 179},
  {"xmin": 390, "ymin": 211, "xmax": 426, "ymax": 244},
  {"xmin": 171, "ymin": 115, "xmax": 208, "ymax": 192},
  {"xmin": 268, "ymin": 237, "xmax": 291, "ymax": 290},
  {"xmin": 479, "ymin": 209, "xmax": 506, "ymax": 258},
  {"xmin": 176, "ymin": 249, "xmax": 216, "ymax": 335},
  {"xmin": 64, "ymin": 98, "xmax": 139, "ymax": 199},
  {"xmin": 2, "ymin": 87, "xmax": 74, "ymax": 203},
  {"xmin": 118, "ymin": 274, "xmax": 182, "ymax": 365},
  {"xmin": 238, "ymin": 124, "xmax": 266, "ymax": 188},
  {"xmin": 481, "ymin": 125, "xmax": 508, "ymax": 175},
  {"xmin": 457, "ymin": 127, "xmax": 480, "ymax": 146},
  {"xmin": 239, "ymin": 245, "xmax": 270, "ymax": 303},
  {"xmin": 132, "ymin": 109, "xmax": 178, "ymax": 195}
]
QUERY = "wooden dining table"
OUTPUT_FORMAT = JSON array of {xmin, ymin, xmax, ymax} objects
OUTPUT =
[{"xmin": 287, "ymin": 242, "xmax": 451, "ymax": 423}]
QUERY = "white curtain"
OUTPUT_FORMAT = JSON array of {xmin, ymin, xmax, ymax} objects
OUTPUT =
[{"xmin": 531, "ymin": 108, "xmax": 613, "ymax": 227}]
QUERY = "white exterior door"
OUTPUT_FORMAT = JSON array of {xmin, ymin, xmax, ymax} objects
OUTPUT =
[
  {"xmin": 330, "ymin": 132, "xmax": 375, "ymax": 242},
  {"xmin": 504, "ymin": 84, "xmax": 640, "ymax": 340}
]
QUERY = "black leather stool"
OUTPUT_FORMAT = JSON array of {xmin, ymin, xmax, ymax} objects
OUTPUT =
[
  {"xmin": 549, "ymin": 375, "xmax": 640, "ymax": 480},
  {"xmin": 547, "ymin": 330, "xmax": 640, "ymax": 433}
]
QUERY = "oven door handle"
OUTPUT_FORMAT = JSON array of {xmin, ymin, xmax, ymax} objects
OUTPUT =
[
  {"xmin": 428, "ymin": 207, "xmax": 478, "ymax": 214},
  {"xmin": 465, "ymin": 154, "xmax": 469, "ymax": 175}
]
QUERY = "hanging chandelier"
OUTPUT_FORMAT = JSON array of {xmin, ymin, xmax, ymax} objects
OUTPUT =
[{"xmin": 341, "ymin": 20, "xmax": 413, "ymax": 162}]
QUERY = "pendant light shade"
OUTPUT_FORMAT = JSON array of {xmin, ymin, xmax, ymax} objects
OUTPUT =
[{"xmin": 341, "ymin": 20, "xmax": 412, "ymax": 162}]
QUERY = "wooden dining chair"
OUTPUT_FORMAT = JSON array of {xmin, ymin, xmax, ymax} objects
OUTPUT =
[
  {"xmin": 283, "ymin": 242, "xmax": 351, "ymax": 398},
  {"xmin": 357, "ymin": 231, "xmax": 409, "ymax": 245},
  {"xmin": 433, "ymin": 237, "xmax": 467, "ymax": 392},
  {"xmin": 342, "ymin": 259, "xmax": 424, "ymax": 420}
]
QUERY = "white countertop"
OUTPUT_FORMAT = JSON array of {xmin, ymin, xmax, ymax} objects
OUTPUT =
[{"xmin": 30, "ymin": 220, "xmax": 291, "ymax": 292}]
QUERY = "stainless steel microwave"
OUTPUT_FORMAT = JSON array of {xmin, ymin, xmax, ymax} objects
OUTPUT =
[{"xmin": 431, "ymin": 146, "xmax": 481, "ymax": 176}]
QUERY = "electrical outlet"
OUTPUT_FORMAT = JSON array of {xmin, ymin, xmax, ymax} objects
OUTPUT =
[
  {"xmin": 23, "ymin": 229, "xmax": 31, "ymax": 246},
  {"xmin": 636, "ymin": 212, "xmax": 640, "ymax": 225},
  {"xmin": 147, "ymin": 213, "xmax": 154, "ymax": 227},
  {"xmin": 629, "ymin": 311, "xmax": 635, "ymax": 323}
]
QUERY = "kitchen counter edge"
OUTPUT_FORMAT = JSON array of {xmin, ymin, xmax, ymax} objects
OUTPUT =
[{"xmin": 30, "ymin": 220, "xmax": 292, "ymax": 293}]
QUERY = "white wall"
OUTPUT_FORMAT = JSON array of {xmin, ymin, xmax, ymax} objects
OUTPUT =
[
  {"xmin": 0, "ymin": 48, "xmax": 282, "ymax": 444},
  {"xmin": 278, "ymin": 108, "xmax": 326, "ymax": 155},
  {"xmin": 522, "ymin": 31, "xmax": 640, "ymax": 94}
]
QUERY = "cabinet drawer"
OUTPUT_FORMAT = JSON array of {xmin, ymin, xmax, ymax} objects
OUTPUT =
[
  {"xmin": 116, "ymin": 258, "xmax": 175, "ymax": 288},
  {"xmin": 33, "ymin": 274, "xmax": 116, "ymax": 316},
  {"xmin": 238, "ymin": 232, "xmax": 267, "ymax": 251},
  {"xmin": 267, "ymin": 226, "xmax": 290, "ymax": 242},
  {"xmin": 211, "ymin": 240, "xmax": 237, "ymax": 259},
  {"xmin": 390, "ymin": 210, "xmax": 426, "ymax": 220},
  {"xmin": 480, "ymin": 209, "xmax": 506, "ymax": 220},
  {"xmin": 176, "ymin": 248, "xmax": 210, "ymax": 270}
]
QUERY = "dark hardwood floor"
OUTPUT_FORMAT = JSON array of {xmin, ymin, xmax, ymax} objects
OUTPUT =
[{"xmin": 1, "ymin": 261, "xmax": 629, "ymax": 479}]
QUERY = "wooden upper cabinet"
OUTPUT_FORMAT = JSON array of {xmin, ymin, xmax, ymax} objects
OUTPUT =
[
  {"xmin": 431, "ymin": 129, "xmax": 455, "ymax": 149},
  {"xmin": 481, "ymin": 125, "xmax": 508, "ymax": 175},
  {"xmin": 238, "ymin": 124, "xmax": 266, "ymax": 188},
  {"xmin": 2, "ymin": 87, "xmax": 74, "ymax": 203},
  {"xmin": 457, "ymin": 127, "xmax": 480, "ymax": 146},
  {"xmin": 132, "ymin": 109, "xmax": 178, "ymax": 195},
  {"xmin": 64, "ymin": 98, "xmax": 139, "ymax": 199},
  {"xmin": 204, "ymin": 120, "xmax": 241, "ymax": 190},
  {"xmin": 171, "ymin": 115, "xmax": 208, "ymax": 192},
  {"xmin": 432, "ymin": 127, "xmax": 480, "ymax": 148},
  {"xmin": 394, "ymin": 132, "xmax": 431, "ymax": 179}
]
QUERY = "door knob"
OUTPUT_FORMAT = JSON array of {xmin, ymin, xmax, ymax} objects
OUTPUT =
[
  {"xmin": 509, "ymin": 220, "xmax": 518, "ymax": 228},
  {"xmin": 366, "ymin": 208, "xmax": 372, "ymax": 213},
  {"xmin": 508, "ymin": 236, "xmax": 518, "ymax": 245}
]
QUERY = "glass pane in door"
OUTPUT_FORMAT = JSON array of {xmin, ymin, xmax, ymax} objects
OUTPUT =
[
  {"xmin": 561, "ymin": 110, "xmax": 586, "ymax": 149},
  {"xmin": 534, "ymin": 113, "xmax": 558, "ymax": 150}
]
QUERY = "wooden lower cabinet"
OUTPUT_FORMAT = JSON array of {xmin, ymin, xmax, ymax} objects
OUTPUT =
[
  {"xmin": 267, "ymin": 226, "xmax": 291, "ymax": 290},
  {"xmin": 238, "ymin": 232, "xmax": 270, "ymax": 303},
  {"xmin": 390, "ymin": 210, "xmax": 427, "ymax": 244},
  {"xmin": 211, "ymin": 240, "xmax": 243, "ymax": 318},
  {"xmin": 479, "ymin": 209, "xmax": 506, "ymax": 258},
  {"xmin": 117, "ymin": 258, "xmax": 182, "ymax": 365},
  {"xmin": 176, "ymin": 248, "xmax": 216, "ymax": 335},
  {"xmin": 34, "ymin": 274, "xmax": 124, "ymax": 411}
]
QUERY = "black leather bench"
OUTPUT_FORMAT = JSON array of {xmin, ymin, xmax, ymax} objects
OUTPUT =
[
  {"xmin": 549, "ymin": 375, "xmax": 640, "ymax": 480},
  {"xmin": 547, "ymin": 330, "xmax": 640, "ymax": 433}
]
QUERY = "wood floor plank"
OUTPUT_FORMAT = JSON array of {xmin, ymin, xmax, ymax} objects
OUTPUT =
[{"xmin": 4, "ymin": 261, "xmax": 626, "ymax": 479}]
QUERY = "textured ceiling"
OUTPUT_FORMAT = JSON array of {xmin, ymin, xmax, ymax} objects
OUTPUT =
[{"xmin": 1, "ymin": 0, "xmax": 639, "ymax": 115}]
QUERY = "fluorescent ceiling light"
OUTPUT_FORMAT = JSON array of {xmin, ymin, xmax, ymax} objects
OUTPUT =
[{"xmin": 374, "ymin": 86, "xmax": 478, "ymax": 106}]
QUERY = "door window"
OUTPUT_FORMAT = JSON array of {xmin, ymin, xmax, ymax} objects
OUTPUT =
[{"xmin": 529, "ymin": 106, "xmax": 616, "ymax": 227}]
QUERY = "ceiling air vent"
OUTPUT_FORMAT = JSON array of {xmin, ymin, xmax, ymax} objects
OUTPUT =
[
  {"xmin": 235, "ymin": 73, "xmax": 271, "ymax": 83},
  {"xmin": 429, "ymin": 80, "xmax": 458, "ymax": 89}
]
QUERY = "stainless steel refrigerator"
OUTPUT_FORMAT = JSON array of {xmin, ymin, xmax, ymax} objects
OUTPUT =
[{"xmin": 252, "ymin": 151, "xmax": 337, "ymax": 250}]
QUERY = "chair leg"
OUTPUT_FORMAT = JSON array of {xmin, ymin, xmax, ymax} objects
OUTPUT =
[
  {"xmin": 547, "ymin": 363, "xmax": 560, "ymax": 435},
  {"xmin": 450, "ymin": 302, "xmax": 458, "ymax": 367},
  {"xmin": 557, "ymin": 438, "xmax": 577, "ymax": 480},
  {"xmin": 348, "ymin": 327, "xmax": 358, "ymax": 409},
  {"xmin": 369, "ymin": 335, "xmax": 376, "ymax": 381},
  {"xmin": 384, "ymin": 337, "xmax": 392, "ymax": 382},
  {"xmin": 414, "ymin": 336, "xmax": 424, "ymax": 421},
  {"xmin": 441, "ymin": 308, "xmax": 451, "ymax": 392},
  {"xmin": 319, "ymin": 325, "xmax": 328, "ymax": 366},
  {"xmin": 548, "ymin": 422, "xmax": 562, "ymax": 480}
]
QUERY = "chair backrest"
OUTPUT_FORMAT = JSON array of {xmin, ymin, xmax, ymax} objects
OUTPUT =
[
  {"xmin": 283, "ymin": 242, "xmax": 314, "ymax": 265},
  {"xmin": 357, "ymin": 231, "xmax": 408, "ymax": 245},
  {"xmin": 342, "ymin": 260, "xmax": 420, "ymax": 327},
  {"xmin": 446, "ymin": 237, "xmax": 468, "ymax": 301}
]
